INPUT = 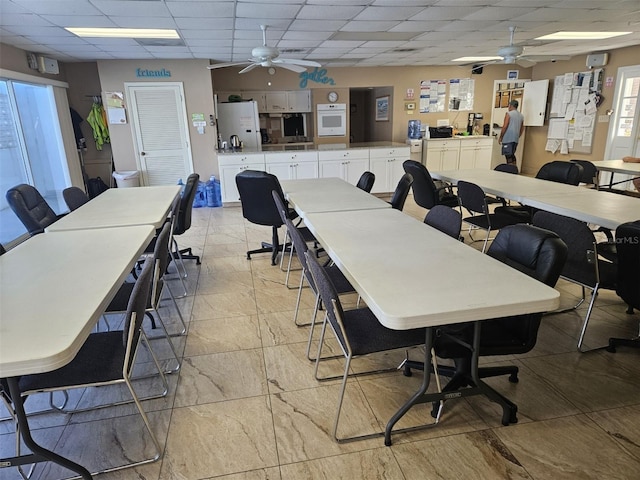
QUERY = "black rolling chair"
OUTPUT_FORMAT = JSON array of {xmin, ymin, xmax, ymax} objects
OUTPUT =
[
  {"xmin": 172, "ymin": 173, "xmax": 201, "ymax": 266},
  {"xmin": 236, "ymin": 170, "xmax": 289, "ymax": 265},
  {"xmin": 5, "ymin": 184, "xmax": 62, "ymax": 235},
  {"xmin": 486, "ymin": 163, "xmax": 519, "ymax": 206},
  {"xmin": 431, "ymin": 224, "xmax": 568, "ymax": 426},
  {"xmin": 424, "ymin": 205, "xmax": 462, "ymax": 240},
  {"xmin": 355, "ymin": 171, "xmax": 375, "ymax": 192},
  {"xmin": 532, "ymin": 211, "xmax": 617, "ymax": 351},
  {"xmin": 495, "ymin": 161, "xmax": 584, "ymax": 224},
  {"xmin": 389, "ymin": 173, "xmax": 413, "ymax": 211},
  {"xmin": 607, "ymin": 221, "xmax": 640, "ymax": 352},
  {"xmin": 457, "ymin": 180, "xmax": 522, "ymax": 252},
  {"xmin": 570, "ymin": 159, "xmax": 599, "ymax": 188},
  {"xmin": 62, "ymin": 186, "xmax": 90, "ymax": 211},
  {"xmin": 402, "ymin": 160, "xmax": 458, "ymax": 210}
]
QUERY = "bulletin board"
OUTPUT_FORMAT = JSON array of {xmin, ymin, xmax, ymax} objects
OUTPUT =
[{"xmin": 545, "ymin": 69, "xmax": 603, "ymax": 155}]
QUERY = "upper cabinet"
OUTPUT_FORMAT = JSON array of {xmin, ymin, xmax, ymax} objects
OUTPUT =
[
  {"xmin": 255, "ymin": 90, "xmax": 312, "ymax": 113},
  {"xmin": 286, "ymin": 90, "xmax": 311, "ymax": 112}
]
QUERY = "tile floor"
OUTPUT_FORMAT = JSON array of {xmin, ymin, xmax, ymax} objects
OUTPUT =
[{"xmin": 2, "ymin": 195, "xmax": 640, "ymax": 480}]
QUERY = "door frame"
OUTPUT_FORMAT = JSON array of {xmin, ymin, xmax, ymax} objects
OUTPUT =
[{"xmin": 604, "ymin": 65, "xmax": 640, "ymax": 160}]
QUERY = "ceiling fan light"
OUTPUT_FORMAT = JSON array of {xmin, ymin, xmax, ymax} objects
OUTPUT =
[{"xmin": 503, "ymin": 56, "xmax": 516, "ymax": 64}]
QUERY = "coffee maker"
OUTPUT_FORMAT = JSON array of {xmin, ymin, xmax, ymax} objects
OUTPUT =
[{"xmin": 467, "ymin": 113, "xmax": 483, "ymax": 135}]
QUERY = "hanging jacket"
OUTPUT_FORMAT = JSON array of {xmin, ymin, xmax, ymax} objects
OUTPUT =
[{"xmin": 87, "ymin": 102, "xmax": 110, "ymax": 150}]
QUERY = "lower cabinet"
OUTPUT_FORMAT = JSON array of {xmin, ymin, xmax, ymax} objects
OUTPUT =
[
  {"xmin": 318, "ymin": 149, "xmax": 369, "ymax": 185},
  {"xmin": 424, "ymin": 139, "xmax": 461, "ymax": 172},
  {"xmin": 218, "ymin": 153, "xmax": 265, "ymax": 203},
  {"xmin": 265, "ymin": 151, "xmax": 318, "ymax": 180},
  {"xmin": 369, "ymin": 147, "xmax": 410, "ymax": 194},
  {"xmin": 424, "ymin": 137, "xmax": 494, "ymax": 172},
  {"xmin": 459, "ymin": 138, "xmax": 494, "ymax": 170}
]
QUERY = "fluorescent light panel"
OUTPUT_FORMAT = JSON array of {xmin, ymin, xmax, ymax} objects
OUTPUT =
[
  {"xmin": 66, "ymin": 28, "xmax": 180, "ymax": 39},
  {"xmin": 452, "ymin": 56, "xmax": 502, "ymax": 62},
  {"xmin": 536, "ymin": 31, "xmax": 631, "ymax": 40}
]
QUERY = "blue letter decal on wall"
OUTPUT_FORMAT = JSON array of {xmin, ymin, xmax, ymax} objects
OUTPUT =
[{"xmin": 299, "ymin": 68, "xmax": 335, "ymax": 88}]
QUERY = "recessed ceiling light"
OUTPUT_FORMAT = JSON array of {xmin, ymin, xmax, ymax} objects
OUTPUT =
[
  {"xmin": 535, "ymin": 31, "xmax": 631, "ymax": 40},
  {"xmin": 65, "ymin": 28, "xmax": 180, "ymax": 39},
  {"xmin": 452, "ymin": 56, "xmax": 502, "ymax": 62}
]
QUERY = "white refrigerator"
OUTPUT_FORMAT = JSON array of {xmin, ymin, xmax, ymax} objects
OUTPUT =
[{"xmin": 216, "ymin": 100, "xmax": 261, "ymax": 149}]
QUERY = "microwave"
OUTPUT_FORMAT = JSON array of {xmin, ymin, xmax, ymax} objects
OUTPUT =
[{"xmin": 317, "ymin": 103, "xmax": 346, "ymax": 137}]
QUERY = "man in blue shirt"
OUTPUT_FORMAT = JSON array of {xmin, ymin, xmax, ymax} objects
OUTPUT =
[{"xmin": 499, "ymin": 100, "xmax": 524, "ymax": 165}]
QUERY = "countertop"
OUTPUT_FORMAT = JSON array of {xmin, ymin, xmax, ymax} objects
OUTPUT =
[
  {"xmin": 217, "ymin": 141, "xmax": 409, "ymax": 155},
  {"xmin": 424, "ymin": 135, "xmax": 494, "ymax": 141}
]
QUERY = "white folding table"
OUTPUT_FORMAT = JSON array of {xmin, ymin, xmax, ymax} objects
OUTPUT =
[
  {"xmin": 433, "ymin": 168, "xmax": 639, "ymax": 230},
  {"xmin": 303, "ymin": 208, "xmax": 559, "ymax": 444},
  {"xmin": 46, "ymin": 185, "xmax": 180, "ymax": 232},
  {"xmin": 591, "ymin": 159, "xmax": 640, "ymax": 190},
  {"xmin": 0, "ymin": 225, "xmax": 155, "ymax": 478},
  {"xmin": 280, "ymin": 177, "xmax": 390, "ymax": 218}
]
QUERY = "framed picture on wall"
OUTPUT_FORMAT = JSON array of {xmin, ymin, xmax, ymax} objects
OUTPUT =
[
  {"xmin": 507, "ymin": 70, "xmax": 519, "ymax": 80},
  {"xmin": 376, "ymin": 96, "xmax": 389, "ymax": 121}
]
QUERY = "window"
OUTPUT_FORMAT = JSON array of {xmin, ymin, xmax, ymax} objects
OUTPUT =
[{"xmin": 0, "ymin": 79, "xmax": 70, "ymax": 245}]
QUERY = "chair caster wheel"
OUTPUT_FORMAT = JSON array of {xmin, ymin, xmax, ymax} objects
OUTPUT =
[{"xmin": 508, "ymin": 373, "xmax": 519, "ymax": 383}]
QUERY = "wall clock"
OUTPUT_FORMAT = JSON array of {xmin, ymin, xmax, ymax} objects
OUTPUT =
[{"xmin": 327, "ymin": 91, "xmax": 338, "ymax": 102}]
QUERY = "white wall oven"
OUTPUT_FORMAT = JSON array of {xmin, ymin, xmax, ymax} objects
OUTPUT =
[{"xmin": 317, "ymin": 103, "xmax": 346, "ymax": 137}]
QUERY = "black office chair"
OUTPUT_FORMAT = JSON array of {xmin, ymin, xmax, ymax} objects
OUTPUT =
[
  {"xmin": 389, "ymin": 172, "xmax": 413, "ymax": 211},
  {"xmin": 532, "ymin": 211, "xmax": 617, "ymax": 351},
  {"xmin": 431, "ymin": 224, "xmax": 568, "ymax": 426},
  {"xmin": 355, "ymin": 171, "xmax": 375, "ymax": 192},
  {"xmin": 570, "ymin": 159, "xmax": 599, "ymax": 188},
  {"xmin": 14, "ymin": 258, "xmax": 166, "ymax": 475},
  {"xmin": 402, "ymin": 160, "xmax": 458, "ymax": 210},
  {"xmin": 62, "ymin": 186, "xmax": 89, "ymax": 211},
  {"xmin": 457, "ymin": 180, "xmax": 522, "ymax": 252},
  {"xmin": 495, "ymin": 161, "xmax": 584, "ymax": 224},
  {"xmin": 305, "ymin": 250, "xmax": 428, "ymax": 442},
  {"xmin": 172, "ymin": 173, "xmax": 201, "ymax": 265},
  {"xmin": 5, "ymin": 184, "xmax": 62, "ymax": 235},
  {"xmin": 424, "ymin": 205, "xmax": 462, "ymax": 240},
  {"xmin": 607, "ymin": 220, "xmax": 640, "ymax": 352},
  {"xmin": 236, "ymin": 170, "xmax": 289, "ymax": 265}
]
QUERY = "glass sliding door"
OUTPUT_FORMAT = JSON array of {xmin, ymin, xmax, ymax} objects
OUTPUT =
[{"xmin": 0, "ymin": 79, "xmax": 70, "ymax": 245}]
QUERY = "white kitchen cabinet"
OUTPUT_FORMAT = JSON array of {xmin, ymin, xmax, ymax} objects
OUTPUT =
[
  {"xmin": 424, "ymin": 139, "xmax": 461, "ymax": 172},
  {"xmin": 369, "ymin": 146, "xmax": 410, "ymax": 193},
  {"xmin": 265, "ymin": 91, "xmax": 288, "ymax": 112},
  {"xmin": 286, "ymin": 90, "xmax": 311, "ymax": 112},
  {"xmin": 218, "ymin": 153, "xmax": 266, "ymax": 203},
  {"xmin": 459, "ymin": 137, "xmax": 494, "ymax": 170},
  {"xmin": 265, "ymin": 151, "xmax": 318, "ymax": 180},
  {"xmin": 318, "ymin": 149, "xmax": 369, "ymax": 185}
]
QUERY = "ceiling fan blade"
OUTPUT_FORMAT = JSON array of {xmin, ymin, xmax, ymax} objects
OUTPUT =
[
  {"xmin": 238, "ymin": 63, "xmax": 260, "ymax": 74},
  {"xmin": 274, "ymin": 58, "xmax": 321, "ymax": 68},
  {"xmin": 207, "ymin": 61, "xmax": 252, "ymax": 70},
  {"xmin": 516, "ymin": 58, "xmax": 536, "ymax": 68},
  {"xmin": 272, "ymin": 62, "xmax": 306, "ymax": 73}
]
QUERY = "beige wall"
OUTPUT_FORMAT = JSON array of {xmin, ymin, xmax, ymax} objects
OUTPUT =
[
  {"xmin": 0, "ymin": 43, "xmax": 67, "ymax": 81},
  {"xmin": 524, "ymin": 44, "xmax": 640, "ymax": 175},
  {"xmin": 97, "ymin": 59, "xmax": 217, "ymax": 179}
]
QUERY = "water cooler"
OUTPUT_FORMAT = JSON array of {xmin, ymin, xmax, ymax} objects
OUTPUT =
[{"xmin": 406, "ymin": 120, "xmax": 423, "ymax": 162}]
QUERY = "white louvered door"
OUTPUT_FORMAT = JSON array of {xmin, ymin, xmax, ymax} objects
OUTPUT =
[{"xmin": 126, "ymin": 83, "xmax": 193, "ymax": 186}]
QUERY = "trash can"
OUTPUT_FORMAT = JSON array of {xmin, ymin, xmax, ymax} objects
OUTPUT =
[{"xmin": 112, "ymin": 170, "xmax": 140, "ymax": 188}]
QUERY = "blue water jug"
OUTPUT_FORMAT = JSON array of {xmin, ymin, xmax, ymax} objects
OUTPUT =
[
  {"xmin": 206, "ymin": 175, "xmax": 222, "ymax": 207},
  {"xmin": 408, "ymin": 120, "xmax": 422, "ymax": 139},
  {"xmin": 193, "ymin": 181, "xmax": 207, "ymax": 208}
]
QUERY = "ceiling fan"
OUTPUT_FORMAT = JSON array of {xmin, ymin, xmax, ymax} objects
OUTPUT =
[
  {"xmin": 475, "ymin": 26, "xmax": 570, "ymax": 69},
  {"xmin": 207, "ymin": 24, "xmax": 321, "ymax": 74}
]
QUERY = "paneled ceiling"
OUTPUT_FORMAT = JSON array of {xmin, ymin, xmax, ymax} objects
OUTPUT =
[{"xmin": 1, "ymin": 0, "xmax": 639, "ymax": 67}]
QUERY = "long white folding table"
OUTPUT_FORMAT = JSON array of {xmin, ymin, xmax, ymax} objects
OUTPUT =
[
  {"xmin": 46, "ymin": 185, "xmax": 181, "ymax": 232},
  {"xmin": 0, "ymin": 225, "xmax": 155, "ymax": 479},
  {"xmin": 280, "ymin": 177, "xmax": 390, "ymax": 218},
  {"xmin": 303, "ymin": 208, "xmax": 559, "ymax": 445},
  {"xmin": 433, "ymin": 168, "xmax": 639, "ymax": 230},
  {"xmin": 591, "ymin": 159, "xmax": 640, "ymax": 190}
]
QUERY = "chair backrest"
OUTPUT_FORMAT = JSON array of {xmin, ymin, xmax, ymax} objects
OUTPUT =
[
  {"xmin": 402, "ymin": 160, "xmax": 440, "ymax": 209},
  {"xmin": 271, "ymin": 189, "xmax": 290, "ymax": 226},
  {"xmin": 531, "ymin": 211, "xmax": 599, "ymax": 287},
  {"xmin": 570, "ymin": 159, "xmax": 598, "ymax": 186},
  {"xmin": 614, "ymin": 220, "xmax": 640, "ymax": 310},
  {"xmin": 494, "ymin": 163, "xmax": 519, "ymax": 174},
  {"xmin": 63, "ymin": 186, "xmax": 89, "ymax": 211},
  {"xmin": 285, "ymin": 216, "xmax": 315, "ymax": 290},
  {"xmin": 304, "ymin": 250, "xmax": 349, "ymax": 352},
  {"xmin": 236, "ymin": 170, "xmax": 285, "ymax": 227},
  {"xmin": 174, "ymin": 173, "xmax": 199, "ymax": 235},
  {"xmin": 389, "ymin": 173, "xmax": 413, "ymax": 210},
  {"xmin": 457, "ymin": 180, "xmax": 488, "ymax": 216},
  {"xmin": 424, "ymin": 205, "xmax": 462, "ymax": 239},
  {"xmin": 536, "ymin": 161, "xmax": 582, "ymax": 186},
  {"xmin": 356, "ymin": 171, "xmax": 375, "ymax": 193},
  {"xmin": 5, "ymin": 184, "xmax": 59, "ymax": 236},
  {"xmin": 123, "ymin": 257, "xmax": 154, "ymax": 374},
  {"xmin": 151, "ymin": 222, "xmax": 172, "ymax": 307}
]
